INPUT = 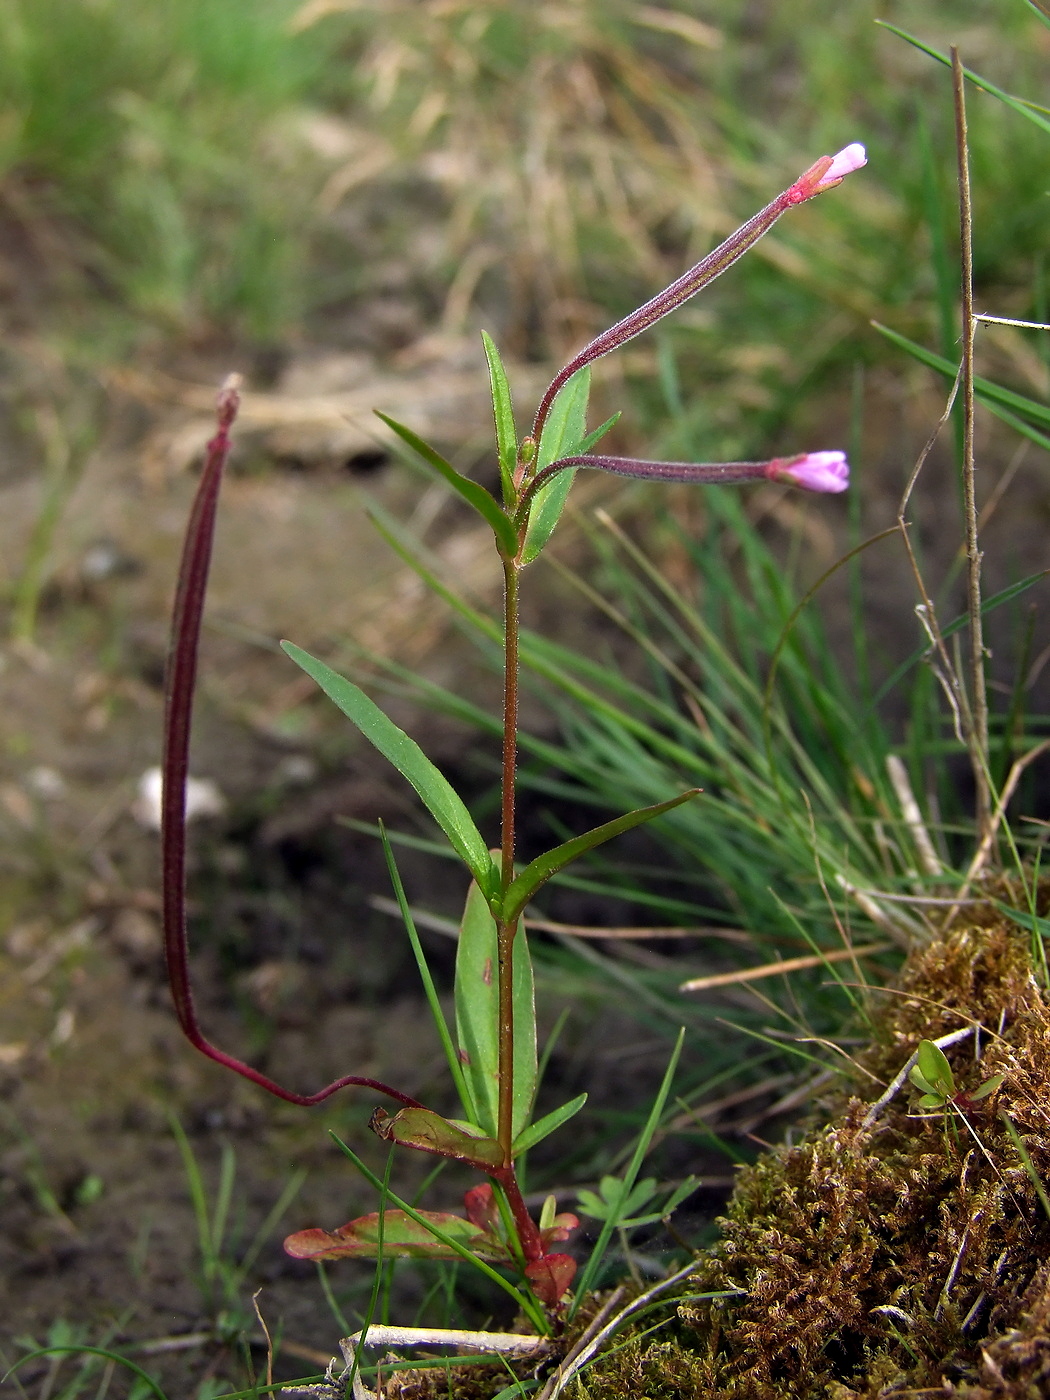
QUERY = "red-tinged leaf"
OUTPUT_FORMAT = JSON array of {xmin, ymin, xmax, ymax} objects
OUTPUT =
[
  {"xmin": 525, "ymin": 1253, "xmax": 577, "ymax": 1309},
  {"xmin": 540, "ymin": 1213, "xmax": 580, "ymax": 1250},
  {"xmin": 283, "ymin": 1208, "xmax": 504, "ymax": 1261},
  {"xmin": 464, "ymin": 1182, "xmax": 503, "ymax": 1236},
  {"xmin": 370, "ymin": 1106, "xmax": 505, "ymax": 1170}
]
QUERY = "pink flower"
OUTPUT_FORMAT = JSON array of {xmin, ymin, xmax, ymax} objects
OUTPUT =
[
  {"xmin": 789, "ymin": 143, "xmax": 868, "ymax": 205},
  {"xmin": 768, "ymin": 451, "xmax": 849, "ymax": 493},
  {"xmin": 821, "ymin": 142, "xmax": 867, "ymax": 186}
]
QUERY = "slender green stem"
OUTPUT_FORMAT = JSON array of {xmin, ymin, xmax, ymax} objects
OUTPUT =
[{"xmin": 498, "ymin": 557, "xmax": 521, "ymax": 1165}]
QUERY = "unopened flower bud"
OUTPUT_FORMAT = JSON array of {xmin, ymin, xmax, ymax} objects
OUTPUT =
[
  {"xmin": 789, "ymin": 143, "xmax": 867, "ymax": 204},
  {"xmin": 768, "ymin": 451, "xmax": 849, "ymax": 493}
]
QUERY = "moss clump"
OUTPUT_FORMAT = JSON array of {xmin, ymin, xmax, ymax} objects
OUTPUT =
[{"xmin": 582, "ymin": 917, "xmax": 1050, "ymax": 1399}]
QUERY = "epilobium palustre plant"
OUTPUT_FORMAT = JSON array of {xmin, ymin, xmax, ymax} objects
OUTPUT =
[{"xmin": 161, "ymin": 143, "xmax": 866, "ymax": 1334}]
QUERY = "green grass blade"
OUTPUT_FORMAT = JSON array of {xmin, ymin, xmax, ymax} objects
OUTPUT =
[
  {"xmin": 380, "ymin": 822, "xmax": 474, "ymax": 1120},
  {"xmin": 568, "ymin": 1028, "xmax": 685, "ymax": 1318},
  {"xmin": 3, "ymin": 1349, "xmax": 166, "ymax": 1400},
  {"xmin": 481, "ymin": 331, "xmax": 517, "ymax": 504},
  {"xmin": 455, "ymin": 878, "xmax": 537, "ymax": 1141},
  {"xmin": 502, "ymin": 790, "xmax": 701, "ymax": 924},
  {"xmin": 876, "ymin": 23, "xmax": 1050, "ymax": 136},
  {"xmin": 375, "ymin": 411, "xmax": 518, "ymax": 557},
  {"xmin": 872, "ymin": 323, "xmax": 1050, "ymax": 430},
  {"xmin": 873, "ymin": 571, "xmax": 1050, "ymax": 704},
  {"xmin": 1000, "ymin": 1113, "xmax": 1050, "ymax": 1222},
  {"xmin": 281, "ymin": 642, "xmax": 498, "ymax": 899}
]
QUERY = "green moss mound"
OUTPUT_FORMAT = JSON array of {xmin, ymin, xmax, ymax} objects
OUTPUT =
[{"xmin": 586, "ymin": 917, "xmax": 1050, "ymax": 1399}]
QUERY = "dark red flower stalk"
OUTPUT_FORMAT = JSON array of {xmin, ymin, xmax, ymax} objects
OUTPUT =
[
  {"xmin": 161, "ymin": 375, "xmax": 424, "ymax": 1110},
  {"xmin": 530, "ymin": 143, "xmax": 867, "ymax": 448},
  {"xmin": 515, "ymin": 450, "xmax": 849, "ymax": 526}
]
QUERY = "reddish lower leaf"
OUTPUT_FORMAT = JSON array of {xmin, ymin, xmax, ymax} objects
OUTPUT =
[
  {"xmin": 540, "ymin": 1212, "xmax": 580, "ymax": 1251},
  {"xmin": 284, "ymin": 1208, "xmax": 503, "ymax": 1262},
  {"xmin": 464, "ymin": 1182, "xmax": 503, "ymax": 1236},
  {"xmin": 525, "ymin": 1253, "xmax": 577, "ymax": 1309},
  {"xmin": 370, "ymin": 1106, "xmax": 505, "ymax": 1169}
]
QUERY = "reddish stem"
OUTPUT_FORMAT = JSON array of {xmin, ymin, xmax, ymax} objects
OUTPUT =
[
  {"xmin": 492, "ymin": 1164, "xmax": 544, "ymax": 1263},
  {"xmin": 161, "ymin": 376, "xmax": 423, "ymax": 1111},
  {"xmin": 496, "ymin": 557, "xmax": 520, "ymax": 1163}
]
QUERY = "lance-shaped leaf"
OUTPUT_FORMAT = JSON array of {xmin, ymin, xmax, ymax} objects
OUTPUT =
[
  {"xmin": 481, "ymin": 331, "xmax": 517, "ymax": 505},
  {"xmin": 369, "ymin": 1106, "xmax": 505, "ymax": 1170},
  {"xmin": 284, "ymin": 1208, "xmax": 505, "ymax": 1262},
  {"xmin": 502, "ymin": 789, "xmax": 700, "ymax": 924},
  {"xmin": 281, "ymin": 643, "xmax": 499, "ymax": 901},
  {"xmin": 456, "ymin": 875, "xmax": 537, "ymax": 1143},
  {"xmin": 512, "ymin": 1092, "xmax": 587, "ymax": 1157},
  {"xmin": 521, "ymin": 368, "xmax": 590, "ymax": 565},
  {"xmin": 376, "ymin": 411, "xmax": 519, "ymax": 557}
]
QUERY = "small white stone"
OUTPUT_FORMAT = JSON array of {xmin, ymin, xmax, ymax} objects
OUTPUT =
[{"xmin": 132, "ymin": 766, "xmax": 227, "ymax": 831}]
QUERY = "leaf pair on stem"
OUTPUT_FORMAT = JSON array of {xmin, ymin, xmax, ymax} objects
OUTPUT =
[{"xmin": 161, "ymin": 143, "xmax": 864, "ymax": 1318}]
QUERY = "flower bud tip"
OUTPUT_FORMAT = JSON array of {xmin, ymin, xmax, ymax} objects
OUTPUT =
[
  {"xmin": 771, "ymin": 451, "xmax": 849, "ymax": 493},
  {"xmin": 823, "ymin": 143, "xmax": 867, "ymax": 184}
]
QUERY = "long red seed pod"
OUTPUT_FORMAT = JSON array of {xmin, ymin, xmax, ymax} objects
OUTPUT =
[{"xmin": 161, "ymin": 375, "xmax": 424, "ymax": 1110}]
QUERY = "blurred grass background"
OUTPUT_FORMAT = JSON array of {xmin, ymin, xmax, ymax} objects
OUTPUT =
[{"xmin": 0, "ymin": 0, "xmax": 1044, "ymax": 441}]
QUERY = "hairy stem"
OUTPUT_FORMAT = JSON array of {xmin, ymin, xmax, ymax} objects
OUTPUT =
[
  {"xmin": 497, "ymin": 558, "xmax": 521, "ymax": 1164},
  {"xmin": 492, "ymin": 1165, "xmax": 544, "ymax": 1263}
]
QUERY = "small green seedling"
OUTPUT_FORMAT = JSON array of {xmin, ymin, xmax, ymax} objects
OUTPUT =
[
  {"xmin": 576, "ymin": 1174, "xmax": 699, "ymax": 1231},
  {"xmin": 909, "ymin": 1038, "xmax": 1003, "ymax": 1149}
]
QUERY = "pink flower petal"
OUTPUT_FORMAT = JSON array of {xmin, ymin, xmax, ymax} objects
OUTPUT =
[
  {"xmin": 820, "ymin": 142, "xmax": 867, "ymax": 187},
  {"xmin": 770, "ymin": 451, "xmax": 850, "ymax": 493}
]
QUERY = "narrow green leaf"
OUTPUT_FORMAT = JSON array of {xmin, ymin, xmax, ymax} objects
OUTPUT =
[
  {"xmin": 662, "ymin": 1175, "xmax": 701, "ymax": 1216},
  {"xmin": 376, "ymin": 411, "xmax": 519, "ymax": 557},
  {"xmin": 995, "ymin": 902, "xmax": 1050, "ymax": 941},
  {"xmin": 969, "ymin": 1074, "xmax": 1004, "ymax": 1102},
  {"xmin": 568, "ymin": 1028, "xmax": 685, "ymax": 1318},
  {"xmin": 502, "ymin": 789, "xmax": 700, "ymax": 924},
  {"xmin": 876, "ymin": 23, "xmax": 1050, "ymax": 136},
  {"xmin": 481, "ymin": 330, "xmax": 518, "ymax": 504},
  {"xmin": 1000, "ymin": 1112, "xmax": 1050, "ymax": 1222},
  {"xmin": 281, "ymin": 642, "xmax": 498, "ymax": 899},
  {"xmin": 570, "ymin": 411, "xmax": 621, "ymax": 457},
  {"xmin": 522, "ymin": 367, "xmax": 591, "ymax": 565},
  {"xmin": 512, "ymin": 1092, "xmax": 588, "ymax": 1156},
  {"xmin": 455, "ymin": 875, "xmax": 537, "ymax": 1142}
]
